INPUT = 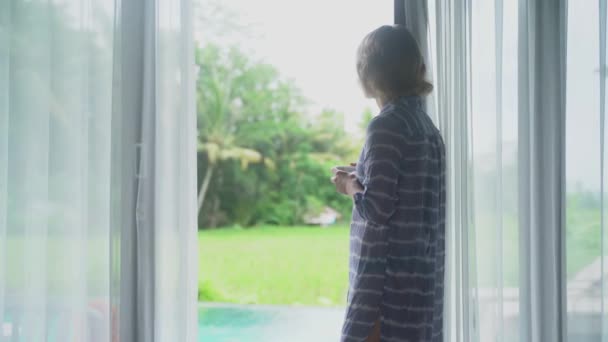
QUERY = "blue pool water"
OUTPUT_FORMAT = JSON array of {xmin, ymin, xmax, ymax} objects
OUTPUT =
[
  {"xmin": 198, "ymin": 304, "xmax": 345, "ymax": 342},
  {"xmin": 1, "ymin": 302, "xmax": 344, "ymax": 341}
]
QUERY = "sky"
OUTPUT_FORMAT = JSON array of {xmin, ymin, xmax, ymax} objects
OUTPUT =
[
  {"xmin": 194, "ymin": 0, "xmax": 393, "ymax": 133},
  {"xmin": 194, "ymin": 0, "xmax": 601, "ymax": 191}
]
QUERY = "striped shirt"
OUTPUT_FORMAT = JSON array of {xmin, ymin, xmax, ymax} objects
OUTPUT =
[{"xmin": 342, "ymin": 96, "xmax": 446, "ymax": 342}]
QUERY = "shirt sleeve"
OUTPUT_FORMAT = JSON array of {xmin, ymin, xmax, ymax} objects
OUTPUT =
[
  {"xmin": 353, "ymin": 116, "xmax": 402, "ymax": 226},
  {"xmin": 341, "ymin": 116, "xmax": 402, "ymax": 341}
]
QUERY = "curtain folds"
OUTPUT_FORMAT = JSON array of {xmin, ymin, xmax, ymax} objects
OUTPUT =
[
  {"xmin": 400, "ymin": 0, "xmax": 573, "ymax": 341},
  {"xmin": 566, "ymin": 1, "xmax": 608, "ymax": 341},
  {"xmin": 402, "ymin": 1, "xmax": 475, "ymax": 340},
  {"xmin": 111, "ymin": 0, "xmax": 199, "ymax": 340},
  {"xmin": 517, "ymin": 1, "xmax": 568, "ymax": 340},
  {"xmin": 1, "ymin": 0, "xmax": 117, "ymax": 340},
  {"xmin": 0, "ymin": 0, "xmax": 197, "ymax": 341}
]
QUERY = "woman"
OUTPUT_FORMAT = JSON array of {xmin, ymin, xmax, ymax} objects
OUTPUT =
[{"xmin": 331, "ymin": 25, "xmax": 445, "ymax": 342}]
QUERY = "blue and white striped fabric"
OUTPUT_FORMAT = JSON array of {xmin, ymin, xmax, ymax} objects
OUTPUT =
[{"xmin": 342, "ymin": 96, "xmax": 446, "ymax": 342}]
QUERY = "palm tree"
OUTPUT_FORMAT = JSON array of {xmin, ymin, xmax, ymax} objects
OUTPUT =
[
  {"xmin": 197, "ymin": 139, "xmax": 268, "ymax": 214},
  {"xmin": 195, "ymin": 45, "xmax": 274, "ymax": 215}
]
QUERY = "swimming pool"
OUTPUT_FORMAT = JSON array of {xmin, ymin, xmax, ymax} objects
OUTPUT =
[
  {"xmin": 198, "ymin": 304, "xmax": 345, "ymax": 342},
  {"xmin": 1, "ymin": 302, "xmax": 344, "ymax": 341}
]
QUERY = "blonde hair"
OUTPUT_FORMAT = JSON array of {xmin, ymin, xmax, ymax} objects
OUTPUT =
[{"xmin": 356, "ymin": 25, "xmax": 433, "ymax": 100}]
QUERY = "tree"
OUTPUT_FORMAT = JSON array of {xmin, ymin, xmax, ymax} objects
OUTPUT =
[
  {"xmin": 196, "ymin": 43, "xmax": 361, "ymax": 228},
  {"xmin": 195, "ymin": 45, "xmax": 277, "ymax": 214},
  {"xmin": 360, "ymin": 107, "xmax": 375, "ymax": 132}
]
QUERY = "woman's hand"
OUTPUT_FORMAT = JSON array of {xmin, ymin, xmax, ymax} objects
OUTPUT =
[{"xmin": 331, "ymin": 168, "xmax": 363, "ymax": 196}]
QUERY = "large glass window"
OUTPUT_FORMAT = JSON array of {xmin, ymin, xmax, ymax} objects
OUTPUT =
[{"xmin": 194, "ymin": 1, "xmax": 392, "ymax": 340}]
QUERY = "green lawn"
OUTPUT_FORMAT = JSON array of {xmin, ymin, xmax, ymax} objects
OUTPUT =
[
  {"xmin": 198, "ymin": 202, "xmax": 603, "ymax": 305},
  {"xmin": 198, "ymin": 225, "xmax": 350, "ymax": 306},
  {"xmin": 565, "ymin": 202, "xmax": 603, "ymax": 278}
]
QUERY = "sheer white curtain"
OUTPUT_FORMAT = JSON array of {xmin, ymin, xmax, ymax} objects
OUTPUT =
[
  {"xmin": 402, "ymin": 0, "xmax": 575, "ymax": 341},
  {"xmin": 566, "ymin": 1, "xmax": 608, "ymax": 341},
  {"xmin": 0, "ymin": 0, "xmax": 197, "ymax": 341},
  {"xmin": 0, "ymin": 1, "xmax": 116, "ymax": 340}
]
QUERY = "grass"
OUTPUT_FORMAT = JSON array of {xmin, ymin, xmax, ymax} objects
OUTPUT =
[
  {"xmin": 566, "ymin": 202, "xmax": 602, "ymax": 278},
  {"xmin": 199, "ymin": 201, "xmax": 604, "ymax": 305},
  {"xmin": 198, "ymin": 225, "xmax": 350, "ymax": 306}
]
